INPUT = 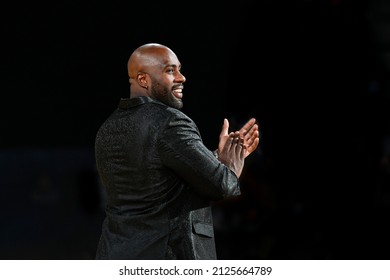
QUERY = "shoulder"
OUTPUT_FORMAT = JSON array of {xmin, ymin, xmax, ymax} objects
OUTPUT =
[{"xmin": 145, "ymin": 100, "xmax": 196, "ymax": 128}]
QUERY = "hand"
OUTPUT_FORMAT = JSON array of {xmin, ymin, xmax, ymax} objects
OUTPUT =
[
  {"xmin": 218, "ymin": 131, "xmax": 246, "ymax": 177},
  {"xmin": 218, "ymin": 118, "xmax": 259, "ymax": 159}
]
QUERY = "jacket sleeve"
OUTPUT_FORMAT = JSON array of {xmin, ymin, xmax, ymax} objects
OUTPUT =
[{"xmin": 157, "ymin": 111, "xmax": 241, "ymax": 200}]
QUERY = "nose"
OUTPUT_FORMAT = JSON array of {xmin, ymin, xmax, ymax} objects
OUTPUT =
[{"xmin": 176, "ymin": 72, "xmax": 186, "ymax": 83}]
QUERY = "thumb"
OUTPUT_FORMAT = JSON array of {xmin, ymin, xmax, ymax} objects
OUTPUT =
[{"xmin": 220, "ymin": 118, "xmax": 229, "ymax": 138}]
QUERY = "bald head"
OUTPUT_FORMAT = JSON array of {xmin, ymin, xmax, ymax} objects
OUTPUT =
[
  {"xmin": 128, "ymin": 43, "xmax": 175, "ymax": 80},
  {"xmin": 126, "ymin": 43, "xmax": 186, "ymax": 109}
]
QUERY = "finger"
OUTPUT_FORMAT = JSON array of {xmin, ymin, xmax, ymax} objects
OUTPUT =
[
  {"xmin": 235, "ymin": 136, "xmax": 243, "ymax": 150},
  {"xmin": 238, "ymin": 118, "xmax": 256, "ymax": 137},
  {"xmin": 232, "ymin": 132, "xmax": 241, "ymax": 151},
  {"xmin": 241, "ymin": 145, "xmax": 246, "ymax": 159},
  {"xmin": 245, "ymin": 134, "xmax": 255, "ymax": 147},
  {"xmin": 234, "ymin": 136, "xmax": 246, "ymax": 159},
  {"xmin": 222, "ymin": 132, "xmax": 235, "ymax": 152},
  {"xmin": 243, "ymin": 123, "xmax": 258, "ymax": 142},
  {"xmin": 239, "ymin": 139, "xmax": 246, "ymax": 159},
  {"xmin": 219, "ymin": 118, "xmax": 229, "ymax": 138},
  {"xmin": 245, "ymin": 129, "xmax": 259, "ymax": 146},
  {"xmin": 245, "ymin": 137, "xmax": 259, "ymax": 157}
]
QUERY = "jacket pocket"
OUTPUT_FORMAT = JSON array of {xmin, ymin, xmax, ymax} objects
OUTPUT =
[{"xmin": 192, "ymin": 221, "xmax": 214, "ymax": 238}]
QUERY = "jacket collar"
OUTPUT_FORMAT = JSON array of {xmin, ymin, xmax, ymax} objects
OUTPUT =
[{"xmin": 118, "ymin": 96, "xmax": 156, "ymax": 109}]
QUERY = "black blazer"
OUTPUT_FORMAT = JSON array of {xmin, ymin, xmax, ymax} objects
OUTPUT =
[{"xmin": 94, "ymin": 96, "xmax": 240, "ymax": 259}]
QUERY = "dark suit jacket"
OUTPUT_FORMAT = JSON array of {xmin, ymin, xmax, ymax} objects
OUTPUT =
[{"xmin": 94, "ymin": 96, "xmax": 241, "ymax": 259}]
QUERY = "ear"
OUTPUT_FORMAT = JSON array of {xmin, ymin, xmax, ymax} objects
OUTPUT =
[{"xmin": 137, "ymin": 72, "xmax": 148, "ymax": 89}]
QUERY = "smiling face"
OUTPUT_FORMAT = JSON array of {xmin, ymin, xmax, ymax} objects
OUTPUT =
[{"xmin": 128, "ymin": 43, "xmax": 186, "ymax": 109}]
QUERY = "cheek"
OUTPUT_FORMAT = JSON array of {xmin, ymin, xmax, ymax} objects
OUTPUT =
[
  {"xmin": 151, "ymin": 82, "xmax": 167, "ymax": 97},
  {"xmin": 155, "ymin": 78, "xmax": 172, "ymax": 90}
]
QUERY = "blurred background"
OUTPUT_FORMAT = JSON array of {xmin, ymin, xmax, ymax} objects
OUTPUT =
[{"xmin": 1, "ymin": 0, "xmax": 390, "ymax": 259}]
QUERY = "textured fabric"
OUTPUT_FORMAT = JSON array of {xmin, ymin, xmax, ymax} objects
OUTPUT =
[{"xmin": 94, "ymin": 96, "xmax": 241, "ymax": 259}]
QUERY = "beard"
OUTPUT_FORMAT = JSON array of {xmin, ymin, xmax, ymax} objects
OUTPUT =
[{"xmin": 150, "ymin": 82, "xmax": 183, "ymax": 110}]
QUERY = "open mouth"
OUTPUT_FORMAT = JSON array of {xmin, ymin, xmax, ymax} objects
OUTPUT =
[{"xmin": 172, "ymin": 87, "xmax": 183, "ymax": 99}]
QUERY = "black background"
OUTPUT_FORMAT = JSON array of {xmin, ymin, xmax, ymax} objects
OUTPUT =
[{"xmin": 2, "ymin": 0, "xmax": 390, "ymax": 259}]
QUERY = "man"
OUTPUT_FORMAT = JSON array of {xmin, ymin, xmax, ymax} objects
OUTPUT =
[{"xmin": 94, "ymin": 43, "xmax": 259, "ymax": 259}]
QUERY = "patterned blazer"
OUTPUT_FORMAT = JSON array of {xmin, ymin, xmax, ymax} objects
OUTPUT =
[{"xmin": 94, "ymin": 96, "xmax": 240, "ymax": 259}]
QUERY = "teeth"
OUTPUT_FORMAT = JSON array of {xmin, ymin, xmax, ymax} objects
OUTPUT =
[{"xmin": 173, "ymin": 89, "xmax": 183, "ymax": 99}]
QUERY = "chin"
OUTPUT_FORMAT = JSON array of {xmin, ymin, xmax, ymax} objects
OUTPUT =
[
  {"xmin": 167, "ymin": 97, "xmax": 183, "ymax": 110},
  {"xmin": 173, "ymin": 101, "xmax": 183, "ymax": 110}
]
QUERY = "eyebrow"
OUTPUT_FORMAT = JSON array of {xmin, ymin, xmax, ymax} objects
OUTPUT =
[{"xmin": 164, "ymin": 64, "xmax": 181, "ymax": 69}]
